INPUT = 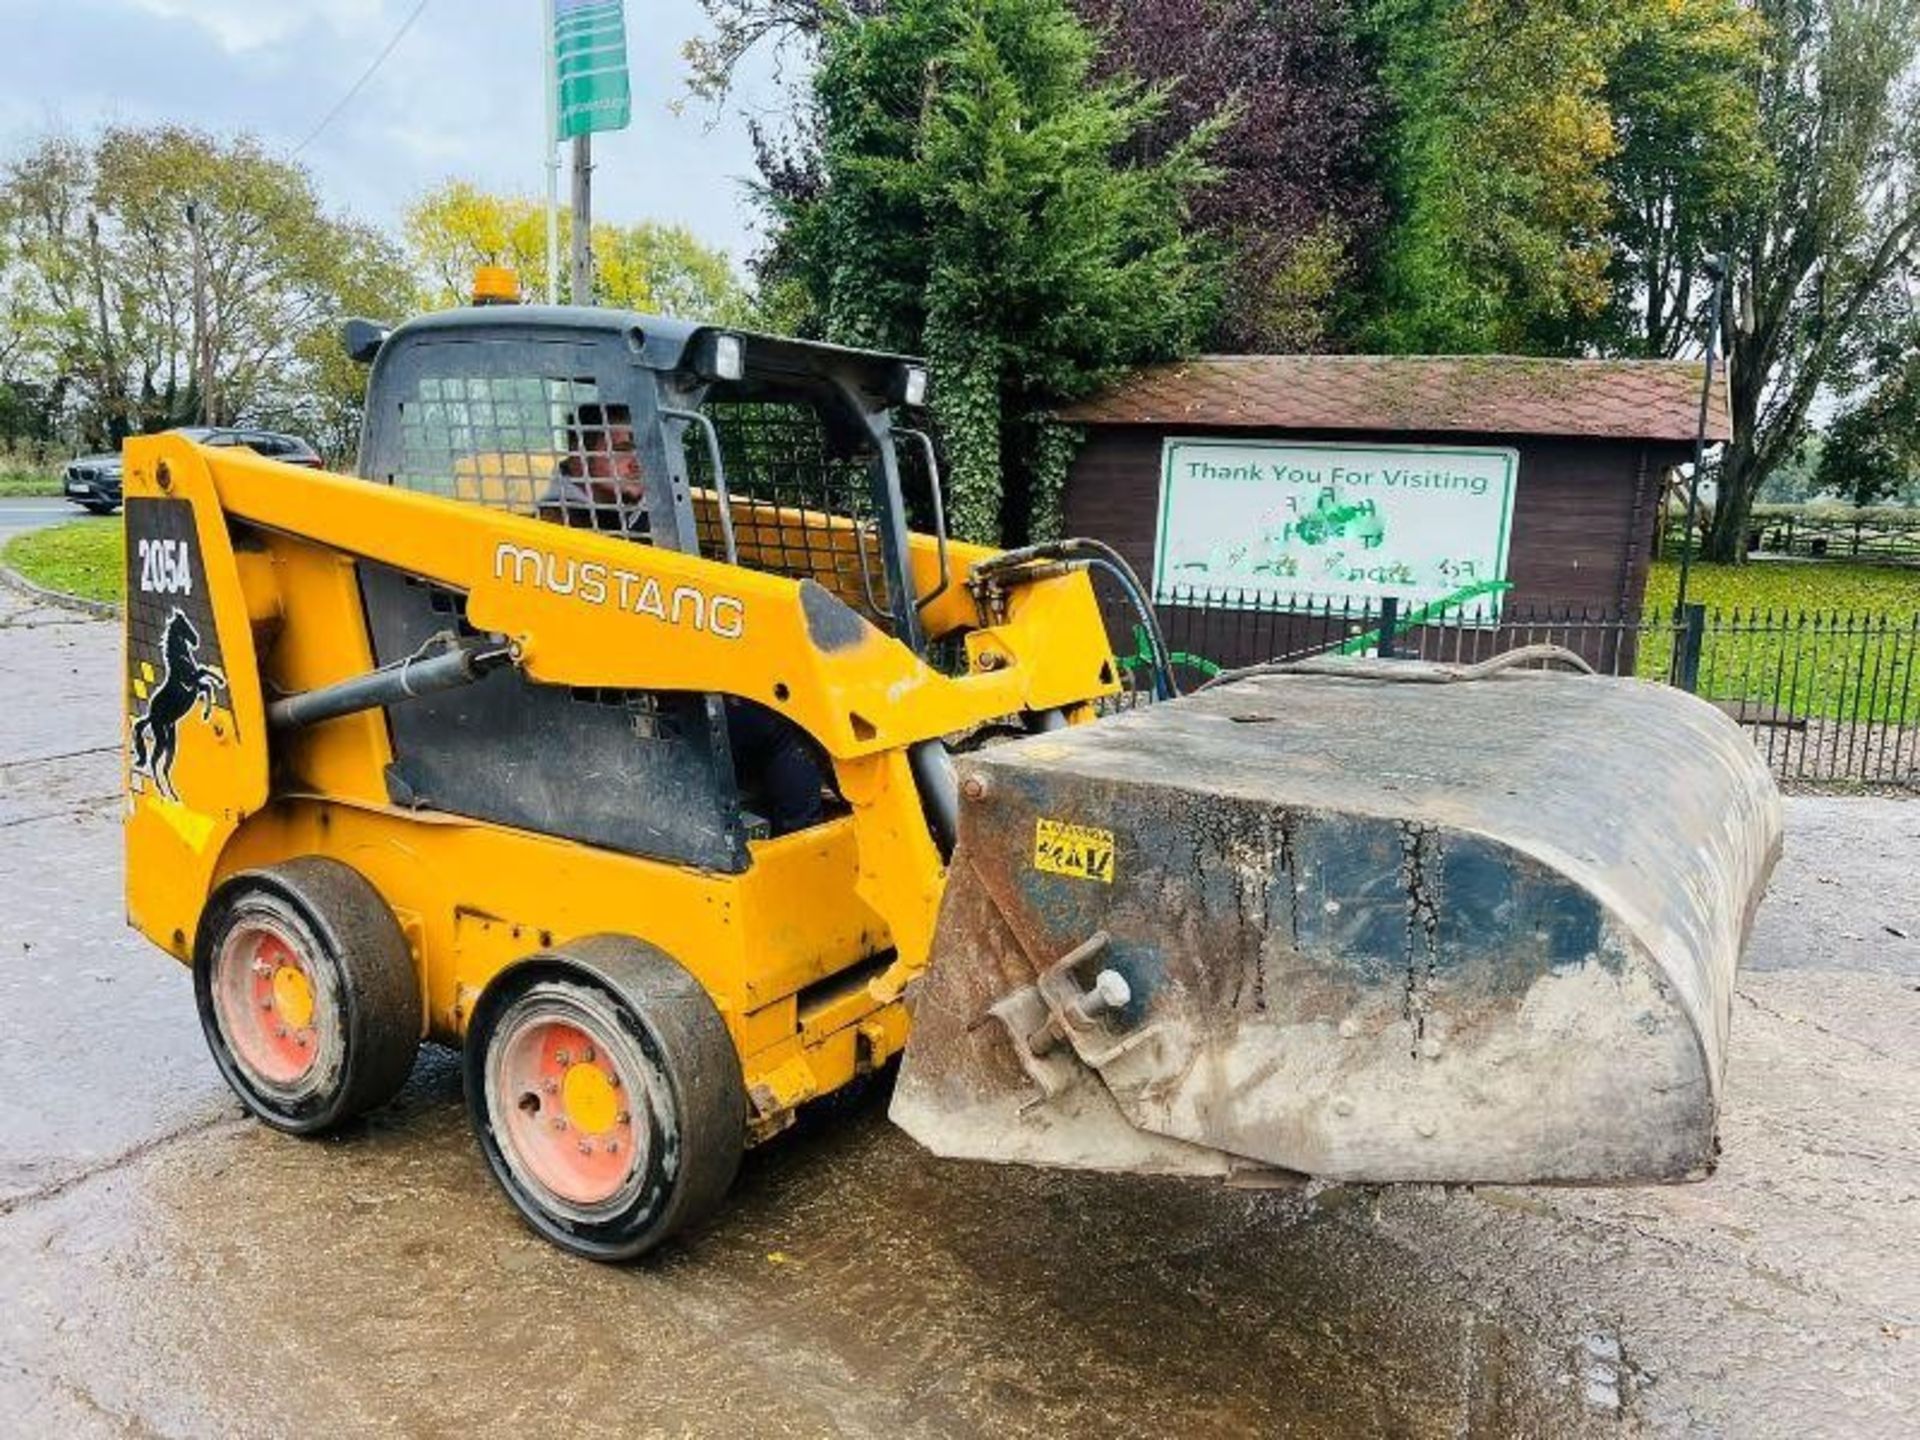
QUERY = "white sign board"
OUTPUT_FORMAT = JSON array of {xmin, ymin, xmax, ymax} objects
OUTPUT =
[{"xmin": 1153, "ymin": 438, "xmax": 1518, "ymax": 613}]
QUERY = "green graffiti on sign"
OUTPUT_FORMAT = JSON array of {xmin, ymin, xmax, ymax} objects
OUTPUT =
[
  {"xmin": 1154, "ymin": 439, "xmax": 1519, "ymax": 611},
  {"xmin": 1334, "ymin": 579, "xmax": 1514, "ymax": 655},
  {"xmin": 1115, "ymin": 579, "xmax": 1517, "ymax": 686},
  {"xmin": 1286, "ymin": 487, "xmax": 1385, "ymax": 549},
  {"xmin": 1113, "ymin": 625, "xmax": 1224, "ymax": 682}
]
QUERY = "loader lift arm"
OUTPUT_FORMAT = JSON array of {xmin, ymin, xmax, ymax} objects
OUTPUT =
[{"xmin": 126, "ymin": 432, "xmax": 1118, "ymax": 998}]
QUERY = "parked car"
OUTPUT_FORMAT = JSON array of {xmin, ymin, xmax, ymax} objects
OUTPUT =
[
  {"xmin": 61, "ymin": 454, "xmax": 124, "ymax": 514},
  {"xmin": 63, "ymin": 427, "xmax": 323, "ymax": 513}
]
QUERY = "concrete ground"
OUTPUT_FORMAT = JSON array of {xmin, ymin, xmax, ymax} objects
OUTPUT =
[{"xmin": 1, "ymin": 586, "xmax": 1915, "ymax": 1439}]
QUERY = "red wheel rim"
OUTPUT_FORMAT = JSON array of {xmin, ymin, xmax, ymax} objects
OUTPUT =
[
  {"xmin": 487, "ymin": 994, "xmax": 649, "ymax": 1214},
  {"xmin": 212, "ymin": 919, "xmax": 327, "ymax": 1092}
]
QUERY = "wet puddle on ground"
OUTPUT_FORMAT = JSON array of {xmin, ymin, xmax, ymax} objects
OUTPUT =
[{"xmin": 0, "ymin": 1053, "xmax": 1606, "ymax": 1437}]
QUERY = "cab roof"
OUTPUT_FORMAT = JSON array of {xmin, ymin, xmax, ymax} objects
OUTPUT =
[{"xmin": 383, "ymin": 305, "xmax": 925, "ymax": 402}]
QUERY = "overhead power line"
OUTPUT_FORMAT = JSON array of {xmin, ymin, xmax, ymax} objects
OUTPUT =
[{"xmin": 291, "ymin": 0, "xmax": 433, "ymax": 157}]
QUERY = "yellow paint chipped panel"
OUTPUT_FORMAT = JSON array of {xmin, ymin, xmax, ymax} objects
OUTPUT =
[{"xmin": 149, "ymin": 793, "xmax": 220, "ymax": 853}]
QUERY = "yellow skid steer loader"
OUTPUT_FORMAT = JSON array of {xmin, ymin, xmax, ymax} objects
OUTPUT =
[{"xmin": 122, "ymin": 302, "xmax": 1780, "ymax": 1260}]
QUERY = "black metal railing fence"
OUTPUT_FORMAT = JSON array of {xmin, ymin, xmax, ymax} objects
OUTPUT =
[{"xmin": 1097, "ymin": 585, "xmax": 1919, "ymax": 790}]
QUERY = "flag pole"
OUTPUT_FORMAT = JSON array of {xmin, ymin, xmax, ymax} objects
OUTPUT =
[
  {"xmin": 543, "ymin": 0, "xmax": 560, "ymax": 304},
  {"xmin": 570, "ymin": 134, "xmax": 593, "ymax": 304}
]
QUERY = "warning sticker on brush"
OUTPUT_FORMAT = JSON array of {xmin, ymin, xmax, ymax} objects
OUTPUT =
[{"xmin": 1033, "ymin": 818, "xmax": 1115, "ymax": 884}]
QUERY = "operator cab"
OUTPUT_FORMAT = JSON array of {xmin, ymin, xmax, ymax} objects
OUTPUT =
[
  {"xmin": 344, "ymin": 303, "xmax": 945, "ymax": 871},
  {"xmin": 355, "ymin": 306, "xmax": 940, "ymax": 645}
]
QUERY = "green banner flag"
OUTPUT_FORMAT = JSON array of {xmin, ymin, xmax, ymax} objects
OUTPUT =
[{"xmin": 553, "ymin": 0, "xmax": 632, "ymax": 139}]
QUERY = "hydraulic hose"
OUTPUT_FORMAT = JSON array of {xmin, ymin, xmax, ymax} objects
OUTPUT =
[
  {"xmin": 1192, "ymin": 643, "xmax": 1596, "ymax": 694},
  {"xmin": 973, "ymin": 538, "xmax": 1179, "ymax": 701}
]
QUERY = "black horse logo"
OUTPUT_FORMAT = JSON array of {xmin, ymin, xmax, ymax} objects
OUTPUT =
[{"xmin": 131, "ymin": 608, "xmax": 227, "ymax": 802}]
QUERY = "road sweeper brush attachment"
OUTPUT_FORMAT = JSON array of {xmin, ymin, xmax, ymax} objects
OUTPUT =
[{"xmin": 892, "ymin": 659, "xmax": 1782, "ymax": 1186}]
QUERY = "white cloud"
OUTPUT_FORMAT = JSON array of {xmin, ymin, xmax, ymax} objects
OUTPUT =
[
  {"xmin": 4, "ymin": 0, "xmax": 782, "ymax": 268},
  {"xmin": 126, "ymin": 0, "xmax": 387, "ymax": 54}
]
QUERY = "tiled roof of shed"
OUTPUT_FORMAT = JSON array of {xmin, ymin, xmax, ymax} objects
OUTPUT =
[{"xmin": 1055, "ymin": 354, "xmax": 1730, "ymax": 442}]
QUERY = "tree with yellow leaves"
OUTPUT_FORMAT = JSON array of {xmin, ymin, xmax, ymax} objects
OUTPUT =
[{"xmin": 402, "ymin": 180, "xmax": 752, "ymax": 323}]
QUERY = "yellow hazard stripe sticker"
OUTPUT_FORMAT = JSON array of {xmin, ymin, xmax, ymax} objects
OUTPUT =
[{"xmin": 1034, "ymin": 818, "xmax": 1115, "ymax": 884}]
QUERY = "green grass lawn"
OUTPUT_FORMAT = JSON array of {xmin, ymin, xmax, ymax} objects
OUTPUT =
[
  {"xmin": 0, "ymin": 470, "xmax": 61, "ymax": 498},
  {"xmin": 1644, "ymin": 557, "xmax": 1919, "ymax": 617},
  {"xmin": 1, "ymin": 517, "xmax": 124, "ymax": 604},
  {"xmin": 1636, "ymin": 559, "xmax": 1918, "ymax": 722}
]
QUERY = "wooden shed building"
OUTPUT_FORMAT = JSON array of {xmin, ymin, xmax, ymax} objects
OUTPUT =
[{"xmin": 1056, "ymin": 355, "xmax": 1729, "ymax": 668}]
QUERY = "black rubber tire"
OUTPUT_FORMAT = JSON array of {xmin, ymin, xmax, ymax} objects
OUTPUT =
[
  {"xmin": 464, "ymin": 935, "xmax": 747, "ymax": 1262},
  {"xmin": 81, "ymin": 502, "xmax": 118, "ymax": 515},
  {"xmin": 193, "ymin": 857, "xmax": 421, "ymax": 1135}
]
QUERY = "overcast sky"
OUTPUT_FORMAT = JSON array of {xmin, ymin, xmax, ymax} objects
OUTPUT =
[{"xmin": 1, "ymin": 0, "xmax": 785, "ymax": 270}]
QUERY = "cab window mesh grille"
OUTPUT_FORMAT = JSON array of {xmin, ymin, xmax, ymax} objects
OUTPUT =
[
  {"xmin": 389, "ymin": 371, "xmax": 653, "ymax": 542},
  {"xmin": 686, "ymin": 401, "xmax": 891, "ymax": 624}
]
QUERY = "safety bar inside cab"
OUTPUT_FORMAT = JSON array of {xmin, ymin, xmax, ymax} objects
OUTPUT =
[
  {"xmin": 894, "ymin": 427, "xmax": 951, "ymax": 613},
  {"xmin": 659, "ymin": 406, "xmax": 739, "ymax": 567}
]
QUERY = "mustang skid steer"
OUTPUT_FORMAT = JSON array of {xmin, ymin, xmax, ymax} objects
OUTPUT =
[{"xmin": 122, "ymin": 301, "xmax": 1780, "ymax": 1260}]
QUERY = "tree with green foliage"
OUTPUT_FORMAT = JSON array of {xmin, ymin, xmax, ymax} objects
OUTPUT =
[
  {"xmin": 1356, "ymin": 0, "xmax": 1623, "ymax": 352},
  {"xmin": 1, "ymin": 127, "xmax": 410, "ymax": 454},
  {"xmin": 1710, "ymin": 0, "xmax": 1920, "ymax": 559},
  {"xmin": 1814, "ymin": 356, "xmax": 1920, "ymax": 506},
  {"xmin": 758, "ymin": 0, "xmax": 1221, "ymax": 543},
  {"xmin": 1354, "ymin": 0, "xmax": 1764, "ymax": 358},
  {"xmin": 1597, "ymin": 0, "xmax": 1768, "ymax": 358}
]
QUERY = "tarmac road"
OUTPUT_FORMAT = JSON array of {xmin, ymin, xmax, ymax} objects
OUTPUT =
[
  {"xmin": 0, "ymin": 495, "xmax": 85, "ymax": 542},
  {"xmin": 1, "ymin": 583, "xmax": 1915, "ymax": 1438}
]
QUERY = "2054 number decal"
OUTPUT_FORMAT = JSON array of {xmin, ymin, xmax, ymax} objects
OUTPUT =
[{"xmin": 136, "ymin": 537, "xmax": 194, "ymax": 597}]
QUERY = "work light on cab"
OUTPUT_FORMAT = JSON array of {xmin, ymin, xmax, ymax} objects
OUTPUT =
[{"xmin": 712, "ymin": 333, "xmax": 747, "ymax": 382}]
